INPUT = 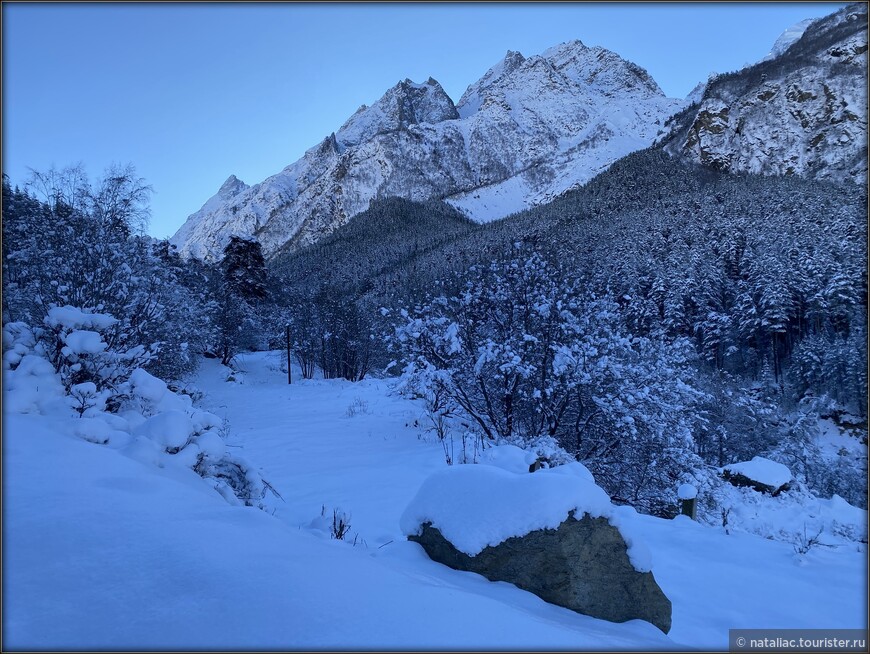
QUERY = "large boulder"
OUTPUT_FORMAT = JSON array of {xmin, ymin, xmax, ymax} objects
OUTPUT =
[
  {"xmin": 721, "ymin": 456, "xmax": 792, "ymax": 495},
  {"xmin": 401, "ymin": 462, "xmax": 672, "ymax": 633},
  {"xmin": 410, "ymin": 513, "xmax": 671, "ymax": 633}
]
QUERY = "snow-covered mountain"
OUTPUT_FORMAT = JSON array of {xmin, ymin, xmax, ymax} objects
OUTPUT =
[
  {"xmin": 664, "ymin": 3, "xmax": 867, "ymax": 182},
  {"xmin": 763, "ymin": 17, "xmax": 818, "ymax": 61},
  {"xmin": 171, "ymin": 41, "xmax": 685, "ymax": 260}
]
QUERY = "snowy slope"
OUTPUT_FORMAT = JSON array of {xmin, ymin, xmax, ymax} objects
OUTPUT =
[
  {"xmin": 6, "ymin": 413, "xmax": 673, "ymax": 650},
  {"xmin": 764, "ymin": 18, "xmax": 819, "ymax": 60},
  {"xmin": 5, "ymin": 351, "xmax": 867, "ymax": 649},
  {"xmin": 446, "ymin": 43, "xmax": 683, "ymax": 221},
  {"xmin": 170, "ymin": 42, "xmax": 685, "ymax": 260}
]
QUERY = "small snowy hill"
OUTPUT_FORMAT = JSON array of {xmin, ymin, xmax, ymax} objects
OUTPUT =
[{"xmin": 4, "ymin": 351, "xmax": 867, "ymax": 650}]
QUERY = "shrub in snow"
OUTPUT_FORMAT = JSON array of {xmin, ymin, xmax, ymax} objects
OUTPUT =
[
  {"xmin": 791, "ymin": 524, "xmax": 831, "ymax": 557},
  {"xmin": 304, "ymin": 505, "xmax": 360, "ymax": 544},
  {"xmin": 330, "ymin": 508, "xmax": 352, "ymax": 541},
  {"xmin": 128, "ymin": 367, "xmax": 169, "ymax": 404},
  {"xmin": 193, "ymin": 452, "xmax": 276, "ymax": 509},
  {"xmin": 2, "ymin": 170, "xmax": 215, "ymax": 382},
  {"xmin": 119, "ymin": 367, "xmax": 279, "ymax": 509},
  {"xmin": 3, "ymin": 321, "xmax": 279, "ymax": 511},
  {"xmin": 689, "ymin": 466, "xmax": 867, "ymax": 547},
  {"xmin": 134, "ymin": 411, "xmax": 196, "ymax": 450},
  {"xmin": 3, "ymin": 325, "xmax": 68, "ymax": 414},
  {"xmin": 389, "ymin": 252, "xmax": 704, "ymax": 516},
  {"xmin": 125, "ymin": 368, "xmax": 197, "ymax": 416},
  {"xmin": 42, "ymin": 306, "xmax": 154, "ymax": 408},
  {"xmin": 344, "ymin": 397, "xmax": 370, "ymax": 418},
  {"xmin": 2, "ymin": 322, "xmax": 38, "ymax": 366},
  {"xmin": 68, "ymin": 382, "xmax": 110, "ymax": 417},
  {"xmin": 402, "ymin": 463, "xmax": 672, "ymax": 633}
]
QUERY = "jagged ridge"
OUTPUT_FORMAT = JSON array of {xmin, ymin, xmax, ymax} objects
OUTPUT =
[{"xmin": 171, "ymin": 39, "xmax": 684, "ymax": 260}]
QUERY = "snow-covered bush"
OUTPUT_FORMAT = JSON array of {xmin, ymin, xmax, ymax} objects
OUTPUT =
[
  {"xmin": 345, "ymin": 397, "xmax": 371, "ymax": 417},
  {"xmin": 3, "ymin": 315, "xmax": 279, "ymax": 511},
  {"xmin": 41, "ymin": 305, "xmax": 154, "ymax": 406},
  {"xmin": 389, "ymin": 252, "xmax": 705, "ymax": 515},
  {"xmin": 3, "ymin": 323, "xmax": 67, "ymax": 415},
  {"xmin": 2, "ymin": 172, "xmax": 213, "ymax": 383},
  {"xmin": 120, "ymin": 366, "xmax": 278, "ymax": 509}
]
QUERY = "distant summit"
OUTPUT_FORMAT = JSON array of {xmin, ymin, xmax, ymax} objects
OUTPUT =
[{"xmin": 764, "ymin": 17, "xmax": 818, "ymax": 60}]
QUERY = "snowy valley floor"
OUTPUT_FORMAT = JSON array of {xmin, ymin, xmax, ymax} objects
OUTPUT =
[{"xmin": 4, "ymin": 351, "xmax": 868, "ymax": 650}]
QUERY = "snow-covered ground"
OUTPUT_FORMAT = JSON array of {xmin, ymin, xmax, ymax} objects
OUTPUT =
[{"xmin": 4, "ymin": 351, "xmax": 867, "ymax": 650}]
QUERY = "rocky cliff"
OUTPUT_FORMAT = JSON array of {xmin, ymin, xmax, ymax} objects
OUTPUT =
[{"xmin": 664, "ymin": 4, "xmax": 867, "ymax": 182}]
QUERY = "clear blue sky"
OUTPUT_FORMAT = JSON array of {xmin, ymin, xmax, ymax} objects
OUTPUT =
[{"xmin": 3, "ymin": 2, "xmax": 846, "ymax": 239}]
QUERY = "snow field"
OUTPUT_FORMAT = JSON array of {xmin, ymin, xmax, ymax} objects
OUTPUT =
[{"xmin": 4, "ymin": 350, "xmax": 867, "ymax": 649}]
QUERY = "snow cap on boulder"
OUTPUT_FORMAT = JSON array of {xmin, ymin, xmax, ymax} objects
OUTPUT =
[
  {"xmin": 721, "ymin": 456, "xmax": 792, "ymax": 494},
  {"xmin": 400, "ymin": 462, "xmax": 649, "ymax": 572},
  {"xmin": 402, "ymin": 462, "xmax": 670, "ymax": 633}
]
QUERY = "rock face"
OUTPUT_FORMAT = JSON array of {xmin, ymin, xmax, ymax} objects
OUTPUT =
[
  {"xmin": 172, "ymin": 6, "xmax": 864, "ymax": 262},
  {"xmin": 171, "ymin": 42, "xmax": 684, "ymax": 261},
  {"xmin": 722, "ymin": 470, "xmax": 790, "ymax": 496},
  {"xmin": 665, "ymin": 3, "xmax": 867, "ymax": 183},
  {"xmin": 409, "ymin": 513, "xmax": 672, "ymax": 634}
]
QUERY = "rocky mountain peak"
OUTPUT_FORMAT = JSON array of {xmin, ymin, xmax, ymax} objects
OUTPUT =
[
  {"xmin": 457, "ymin": 39, "xmax": 665, "ymax": 121},
  {"xmin": 542, "ymin": 40, "xmax": 664, "ymax": 98},
  {"xmin": 317, "ymin": 133, "xmax": 340, "ymax": 156},
  {"xmin": 336, "ymin": 76, "xmax": 458, "ymax": 147},
  {"xmin": 170, "ymin": 30, "xmax": 722, "ymax": 261},
  {"xmin": 504, "ymin": 49, "xmax": 527, "ymax": 67},
  {"xmin": 218, "ymin": 175, "xmax": 248, "ymax": 197},
  {"xmin": 395, "ymin": 77, "xmax": 459, "ymax": 124},
  {"xmin": 457, "ymin": 49, "xmax": 529, "ymax": 117},
  {"xmin": 764, "ymin": 17, "xmax": 818, "ymax": 61}
]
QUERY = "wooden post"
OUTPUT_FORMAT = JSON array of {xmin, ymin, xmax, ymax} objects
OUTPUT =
[
  {"xmin": 286, "ymin": 325, "xmax": 293, "ymax": 384},
  {"xmin": 678, "ymin": 483, "xmax": 698, "ymax": 520},
  {"xmin": 680, "ymin": 497, "xmax": 697, "ymax": 520}
]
